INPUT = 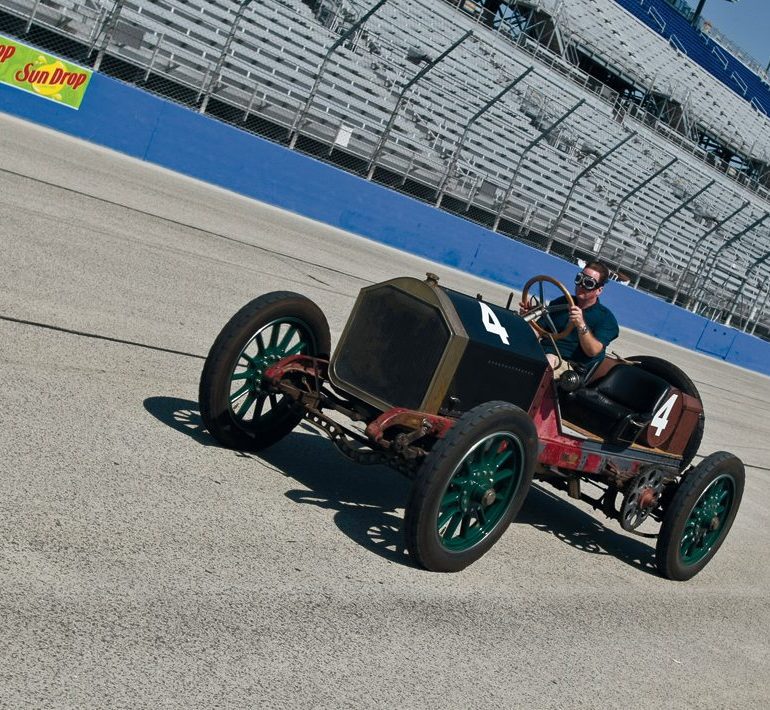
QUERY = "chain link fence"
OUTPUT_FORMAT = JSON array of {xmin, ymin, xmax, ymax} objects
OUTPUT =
[{"xmin": 1, "ymin": 0, "xmax": 769, "ymax": 338}]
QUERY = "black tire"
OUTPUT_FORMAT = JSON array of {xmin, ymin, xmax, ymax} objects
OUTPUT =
[
  {"xmin": 405, "ymin": 401, "xmax": 538, "ymax": 572},
  {"xmin": 199, "ymin": 292, "xmax": 330, "ymax": 451},
  {"xmin": 628, "ymin": 355, "xmax": 704, "ymax": 470},
  {"xmin": 656, "ymin": 451, "xmax": 744, "ymax": 581}
]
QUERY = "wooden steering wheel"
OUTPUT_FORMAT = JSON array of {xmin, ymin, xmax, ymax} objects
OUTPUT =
[{"xmin": 521, "ymin": 275, "xmax": 576, "ymax": 341}]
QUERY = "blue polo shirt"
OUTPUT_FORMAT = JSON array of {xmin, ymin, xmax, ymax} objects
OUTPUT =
[{"xmin": 540, "ymin": 296, "xmax": 619, "ymax": 368}]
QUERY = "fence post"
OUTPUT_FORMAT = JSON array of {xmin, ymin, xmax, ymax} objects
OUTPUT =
[
  {"xmin": 673, "ymin": 200, "xmax": 749, "ymax": 304},
  {"xmin": 366, "ymin": 30, "xmax": 473, "ymax": 180},
  {"xmin": 289, "ymin": 0, "xmax": 389, "ymax": 149},
  {"xmin": 492, "ymin": 98, "xmax": 585, "ymax": 232},
  {"xmin": 435, "ymin": 66, "xmax": 534, "ymax": 207},
  {"xmin": 548, "ymin": 131, "xmax": 637, "ymax": 250},
  {"xmin": 597, "ymin": 157, "xmax": 677, "ymax": 256},
  {"xmin": 93, "ymin": 0, "xmax": 127, "ymax": 72},
  {"xmin": 199, "ymin": 0, "xmax": 255, "ymax": 115},
  {"xmin": 633, "ymin": 179, "xmax": 716, "ymax": 288}
]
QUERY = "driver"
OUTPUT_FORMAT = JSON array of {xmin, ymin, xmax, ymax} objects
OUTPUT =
[{"xmin": 524, "ymin": 261, "xmax": 619, "ymax": 373}]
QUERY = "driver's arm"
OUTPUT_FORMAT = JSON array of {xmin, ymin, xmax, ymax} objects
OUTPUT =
[{"xmin": 569, "ymin": 305, "xmax": 604, "ymax": 358}]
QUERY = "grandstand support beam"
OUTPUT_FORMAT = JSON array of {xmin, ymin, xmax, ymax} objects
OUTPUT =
[
  {"xmin": 674, "ymin": 200, "xmax": 750, "ymax": 305},
  {"xmin": 366, "ymin": 30, "xmax": 473, "ymax": 180},
  {"xmin": 92, "ymin": 0, "xmax": 127, "ymax": 72},
  {"xmin": 698, "ymin": 212, "xmax": 770, "ymax": 294},
  {"xmin": 633, "ymin": 179, "xmax": 717, "ymax": 288},
  {"xmin": 199, "ymin": 0, "xmax": 255, "ymax": 115},
  {"xmin": 24, "ymin": 0, "xmax": 43, "ymax": 34},
  {"xmin": 750, "ymin": 283, "xmax": 770, "ymax": 335},
  {"xmin": 727, "ymin": 248, "xmax": 770, "ymax": 327},
  {"xmin": 548, "ymin": 132, "xmax": 638, "ymax": 251},
  {"xmin": 491, "ymin": 98, "xmax": 585, "ymax": 233},
  {"xmin": 435, "ymin": 66, "xmax": 534, "ymax": 208},
  {"xmin": 597, "ymin": 158, "xmax": 678, "ymax": 257},
  {"xmin": 289, "ymin": 0, "xmax": 389, "ymax": 149}
]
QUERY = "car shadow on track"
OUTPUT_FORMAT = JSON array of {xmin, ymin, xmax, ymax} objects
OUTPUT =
[
  {"xmin": 144, "ymin": 396, "xmax": 657, "ymax": 575},
  {"xmin": 518, "ymin": 486, "xmax": 658, "ymax": 576}
]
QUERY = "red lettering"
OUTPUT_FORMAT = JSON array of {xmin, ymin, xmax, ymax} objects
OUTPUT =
[
  {"xmin": 14, "ymin": 63, "xmax": 54, "ymax": 85},
  {"xmin": 48, "ymin": 66, "xmax": 88, "ymax": 91},
  {"xmin": 0, "ymin": 44, "xmax": 16, "ymax": 63},
  {"xmin": 70, "ymin": 73, "xmax": 87, "ymax": 91},
  {"xmin": 14, "ymin": 62, "xmax": 32, "ymax": 82}
]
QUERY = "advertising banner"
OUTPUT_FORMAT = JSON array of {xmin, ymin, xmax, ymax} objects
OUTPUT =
[{"xmin": 0, "ymin": 34, "xmax": 92, "ymax": 109}]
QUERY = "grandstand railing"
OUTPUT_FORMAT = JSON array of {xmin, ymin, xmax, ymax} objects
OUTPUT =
[{"xmin": 1, "ymin": 0, "xmax": 769, "ymax": 338}]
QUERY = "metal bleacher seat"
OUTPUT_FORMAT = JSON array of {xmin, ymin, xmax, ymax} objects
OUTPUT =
[{"xmin": 4, "ymin": 0, "xmax": 769, "ymax": 309}]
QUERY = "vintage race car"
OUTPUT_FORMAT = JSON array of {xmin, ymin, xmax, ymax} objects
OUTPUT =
[{"xmin": 198, "ymin": 273, "xmax": 744, "ymax": 580}]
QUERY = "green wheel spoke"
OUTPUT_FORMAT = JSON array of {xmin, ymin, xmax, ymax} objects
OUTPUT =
[
  {"xmin": 478, "ymin": 439, "xmax": 496, "ymax": 467},
  {"xmin": 443, "ymin": 512, "xmax": 463, "ymax": 539},
  {"xmin": 491, "ymin": 448, "xmax": 513, "ymax": 469},
  {"xmin": 277, "ymin": 325, "xmax": 298, "ymax": 351},
  {"xmin": 492, "ymin": 467, "xmax": 515, "ymax": 485},
  {"xmin": 231, "ymin": 371, "xmax": 252, "ymax": 380},
  {"xmin": 256, "ymin": 332, "xmax": 267, "ymax": 353},
  {"xmin": 253, "ymin": 393, "xmax": 267, "ymax": 418},
  {"xmin": 229, "ymin": 383, "xmax": 251, "ymax": 403},
  {"xmin": 284, "ymin": 340, "xmax": 307, "ymax": 356},
  {"xmin": 438, "ymin": 506, "xmax": 461, "ymax": 529},
  {"xmin": 441, "ymin": 490, "xmax": 461, "ymax": 507},
  {"xmin": 235, "ymin": 392, "xmax": 257, "ymax": 419},
  {"xmin": 240, "ymin": 352, "xmax": 258, "ymax": 366},
  {"xmin": 268, "ymin": 324, "xmax": 280, "ymax": 348}
]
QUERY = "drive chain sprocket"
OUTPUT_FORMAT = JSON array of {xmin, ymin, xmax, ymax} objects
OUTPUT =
[{"xmin": 620, "ymin": 467, "xmax": 667, "ymax": 531}]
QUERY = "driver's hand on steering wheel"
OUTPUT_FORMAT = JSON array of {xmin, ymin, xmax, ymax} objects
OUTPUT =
[
  {"xmin": 518, "ymin": 299, "xmax": 531, "ymax": 316},
  {"xmin": 568, "ymin": 305, "xmax": 586, "ymax": 329}
]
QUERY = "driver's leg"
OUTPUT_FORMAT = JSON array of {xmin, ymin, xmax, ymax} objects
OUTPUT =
[{"xmin": 547, "ymin": 353, "xmax": 571, "ymax": 378}]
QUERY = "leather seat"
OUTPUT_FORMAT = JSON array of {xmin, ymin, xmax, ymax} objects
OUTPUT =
[{"xmin": 559, "ymin": 364, "xmax": 672, "ymax": 444}]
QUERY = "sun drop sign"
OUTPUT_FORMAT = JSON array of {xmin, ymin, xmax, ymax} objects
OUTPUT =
[{"xmin": 0, "ymin": 34, "xmax": 92, "ymax": 109}]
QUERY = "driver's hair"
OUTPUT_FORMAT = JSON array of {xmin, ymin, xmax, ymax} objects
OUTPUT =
[{"xmin": 585, "ymin": 260, "xmax": 610, "ymax": 286}]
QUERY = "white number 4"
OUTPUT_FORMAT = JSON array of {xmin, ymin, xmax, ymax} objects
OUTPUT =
[
  {"xmin": 651, "ymin": 393, "xmax": 678, "ymax": 436},
  {"xmin": 479, "ymin": 302, "xmax": 510, "ymax": 345}
]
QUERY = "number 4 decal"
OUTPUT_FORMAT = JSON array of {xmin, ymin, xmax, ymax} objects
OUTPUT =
[
  {"xmin": 479, "ymin": 302, "xmax": 510, "ymax": 345},
  {"xmin": 651, "ymin": 394, "xmax": 678, "ymax": 436}
]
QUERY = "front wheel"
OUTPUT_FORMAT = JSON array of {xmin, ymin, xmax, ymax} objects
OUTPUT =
[
  {"xmin": 405, "ymin": 402, "xmax": 538, "ymax": 572},
  {"xmin": 656, "ymin": 451, "xmax": 744, "ymax": 581},
  {"xmin": 199, "ymin": 291, "xmax": 330, "ymax": 451}
]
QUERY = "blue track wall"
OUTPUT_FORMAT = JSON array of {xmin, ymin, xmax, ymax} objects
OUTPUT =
[{"xmin": 2, "ymin": 72, "xmax": 769, "ymax": 376}]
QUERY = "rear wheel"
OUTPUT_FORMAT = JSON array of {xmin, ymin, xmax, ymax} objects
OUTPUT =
[
  {"xmin": 656, "ymin": 451, "xmax": 744, "ymax": 581},
  {"xmin": 628, "ymin": 355, "xmax": 704, "ymax": 470},
  {"xmin": 199, "ymin": 292, "xmax": 330, "ymax": 451},
  {"xmin": 405, "ymin": 402, "xmax": 537, "ymax": 572}
]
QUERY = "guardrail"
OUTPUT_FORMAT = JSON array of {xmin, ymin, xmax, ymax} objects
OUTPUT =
[{"xmin": 2, "ymin": 69, "xmax": 769, "ymax": 376}]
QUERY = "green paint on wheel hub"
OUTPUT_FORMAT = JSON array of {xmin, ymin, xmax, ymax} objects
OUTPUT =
[
  {"xmin": 679, "ymin": 474, "xmax": 735, "ymax": 565},
  {"xmin": 228, "ymin": 319, "xmax": 310, "ymax": 422},
  {"xmin": 437, "ymin": 432, "xmax": 524, "ymax": 552}
]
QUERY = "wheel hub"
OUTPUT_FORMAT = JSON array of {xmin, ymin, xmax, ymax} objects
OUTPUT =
[{"xmin": 481, "ymin": 489, "xmax": 497, "ymax": 506}]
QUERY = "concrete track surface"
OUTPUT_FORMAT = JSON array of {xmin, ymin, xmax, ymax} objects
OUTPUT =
[{"xmin": 1, "ymin": 114, "xmax": 769, "ymax": 709}]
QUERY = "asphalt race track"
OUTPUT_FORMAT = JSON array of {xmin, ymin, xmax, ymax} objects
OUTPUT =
[{"xmin": 2, "ymin": 113, "xmax": 769, "ymax": 708}]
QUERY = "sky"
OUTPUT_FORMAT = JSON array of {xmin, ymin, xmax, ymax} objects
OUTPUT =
[{"xmin": 695, "ymin": 0, "xmax": 770, "ymax": 69}]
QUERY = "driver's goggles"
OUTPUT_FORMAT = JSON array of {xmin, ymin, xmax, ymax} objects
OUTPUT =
[{"xmin": 574, "ymin": 272, "xmax": 601, "ymax": 290}]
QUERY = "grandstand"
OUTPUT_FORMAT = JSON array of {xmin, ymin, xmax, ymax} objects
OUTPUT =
[{"xmin": 1, "ymin": 0, "xmax": 769, "ymax": 336}]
